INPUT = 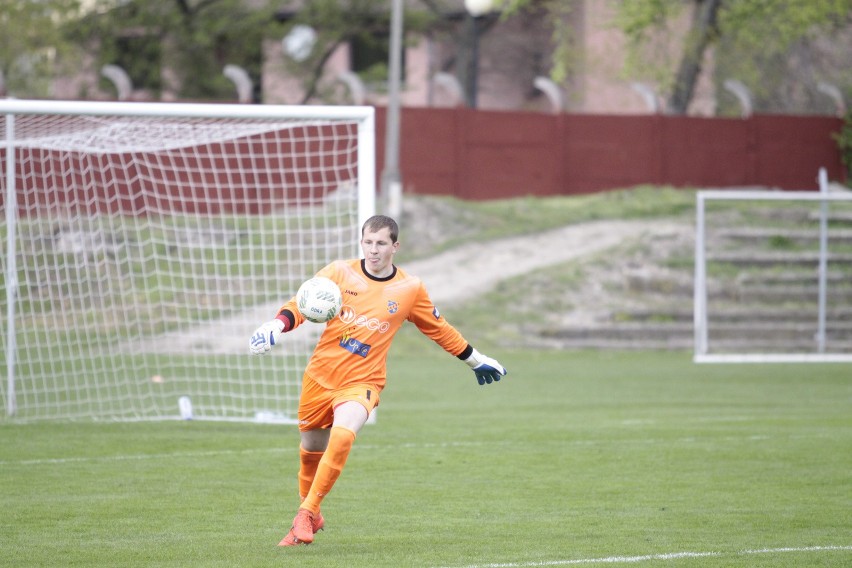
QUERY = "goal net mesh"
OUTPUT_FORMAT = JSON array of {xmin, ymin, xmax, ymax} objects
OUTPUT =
[
  {"xmin": 694, "ymin": 189, "xmax": 852, "ymax": 363},
  {"xmin": 1, "ymin": 105, "xmax": 369, "ymax": 422}
]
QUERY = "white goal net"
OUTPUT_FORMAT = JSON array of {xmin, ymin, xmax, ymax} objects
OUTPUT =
[
  {"xmin": 694, "ymin": 179, "xmax": 852, "ymax": 363},
  {"xmin": 1, "ymin": 99, "xmax": 375, "ymax": 422}
]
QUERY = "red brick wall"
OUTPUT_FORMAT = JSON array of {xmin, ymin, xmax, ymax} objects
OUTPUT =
[{"xmin": 376, "ymin": 107, "xmax": 845, "ymax": 199}]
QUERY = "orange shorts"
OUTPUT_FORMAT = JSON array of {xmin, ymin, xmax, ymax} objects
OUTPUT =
[{"xmin": 297, "ymin": 374, "xmax": 381, "ymax": 432}]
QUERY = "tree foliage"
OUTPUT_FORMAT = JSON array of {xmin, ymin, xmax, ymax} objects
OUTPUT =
[
  {"xmin": 713, "ymin": 0, "xmax": 852, "ymax": 115},
  {"xmin": 497, "ymin": 0, "xmax": 579, "ymax": 84},
  {"xmin": 72, "ymin": 0, "xmax": 279, "ymax": 101},
  {"xmin": 617, "ymin": 0, "xmax": 852, "ymax": 114},
  {"xmin": 64, "ymin": 0, "xmax": 435, "ymax": 103},
  {"xmin": 501, "ymin": 0, "xmax": 852, "ymax": 114},
  {"xmin": 0, "ymin": 0, "xmax": 82, "ymax": 97}
]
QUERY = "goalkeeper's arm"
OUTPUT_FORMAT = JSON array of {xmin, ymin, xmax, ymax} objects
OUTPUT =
[{"xmin": 249, "ymin": 310, "xmax": 296, "ymax": 355}]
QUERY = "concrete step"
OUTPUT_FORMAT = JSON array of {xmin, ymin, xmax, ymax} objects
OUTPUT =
[
  {"xmin": 736, "ymin": 286, "xmax": 852, "ymax": 303},
  {"xmin": 707, "ymin": 251, "xmax": 852, "ymax": 266},
  {"xmin": 716, "ymin": 227, "xmax": 852, "ymax": 243},
  {"xmin": 524, "ymin": 332, "xmax": 852, "ymax": 352},
  {"xmin": 530, "ymin": 313, "xmax": 852, "ymax": 351},
  {"xmin": 706, "ymin": 322, "xmax": 852, "ymax": 341},
  {"xmin": 541, "ymin": 322, "xmax": 852, "ymax": 342},
  {"xmin": 807, "ymin": 211, "xmax": 852, "ymax": 225},
  {"xmin": 615, "ymin": 307, "xmax": 852, "ymax": 323},
  {"xmin": 737, "ymin": 272, "xmax": 849, "ymax": 286}
]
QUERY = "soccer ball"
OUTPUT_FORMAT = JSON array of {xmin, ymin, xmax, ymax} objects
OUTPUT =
[{"xmin": 296, "ymin": 276, "xmax": 342, "ymax": 323}]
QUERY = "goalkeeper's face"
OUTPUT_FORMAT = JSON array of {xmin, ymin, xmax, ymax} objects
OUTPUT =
[{"xmin": 361, "ymin": 227, "xmax": 399, "ymax": 278}]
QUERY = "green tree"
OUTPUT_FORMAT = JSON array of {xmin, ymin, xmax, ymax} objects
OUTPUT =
[
  {"xmin": 501, "ymin": 0, "xmax": 852, "ymax": 115},
  {"xmin": 617, "ymin": 0, "xmax": 852, "ymax": 114},
  {"xmin": 497, "ymin": 0, "xmax": 578, "ymax": 84},
  {"xmin": 74, "ymin": 0, "xmax": 279, "ymax": 101},
  {"xmin": 0, "ymin": 0, "xmax": 82, "ymax": 97},
  {"xmin": 71, "ymin": 0, "xmax": 435, "ymax": 103},
  {"xmin": 712, "ymin": 1, "xmax": 852, "ymax": 115}
]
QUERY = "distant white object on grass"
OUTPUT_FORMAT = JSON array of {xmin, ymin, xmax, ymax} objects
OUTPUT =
[{"xmin": 178, "ymin": 396, "xmax": 193, "ymax": 420}]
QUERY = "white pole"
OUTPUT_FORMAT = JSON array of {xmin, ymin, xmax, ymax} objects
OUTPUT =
[
  {"xmin": 381, "ymin": 0, "xmax": 404, "ymax": 219},
  {"xmin": 693, "ymin": 192, "xmax": 708, "ymax": 358},
  {"xmin": 816, "ymin": 168, "xmax": 829, "ymax": 353},
  {"xmin": 358, "ymin": 108, "xmax": 377, "ymax": 233},
  {"xmin": 4, "ymin": 112, "xmax": 18, "ymax": 416}
]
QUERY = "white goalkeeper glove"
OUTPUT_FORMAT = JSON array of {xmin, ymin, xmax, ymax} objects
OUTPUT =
[
  {"xmin": 249, "ymin": 319, "xmax": 285, "ymax": 355},
  {"xmin": 464, "ymin": 348, "xmax": 507, "ymax": 386}
]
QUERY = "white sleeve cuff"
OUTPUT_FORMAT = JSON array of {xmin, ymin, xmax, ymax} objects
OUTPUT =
[{"xmin": 463, "ymin": 347, "xmax": 484, "ymax": 369}]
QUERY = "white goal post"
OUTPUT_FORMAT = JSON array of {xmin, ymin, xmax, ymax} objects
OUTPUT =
[
  {"xmin": 1, "ymin": 99, "xmax": 375, "ymax": 422},
  {"xmin": 694, "ymin": 176, "xmax": 852, "ymax": 363}
]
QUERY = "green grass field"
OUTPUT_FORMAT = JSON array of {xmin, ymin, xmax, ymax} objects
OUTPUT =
[{"xmin": 2, "ymin": 345, "xmax": 850, "ymax": 567}]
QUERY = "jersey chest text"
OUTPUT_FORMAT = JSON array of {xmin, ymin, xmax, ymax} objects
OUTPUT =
[{"xmin": 338, "ymin": 292, "xmax": 408, "ymax": 331}]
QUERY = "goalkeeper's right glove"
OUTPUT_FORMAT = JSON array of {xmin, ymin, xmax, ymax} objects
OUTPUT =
[{"xmin": 249, "ymin": 319, "xmax": 285, "ymax": 355}]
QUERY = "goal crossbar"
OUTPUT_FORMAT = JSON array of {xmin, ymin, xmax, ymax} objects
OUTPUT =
[{"xmin": 0, "ymin": 98, "xmax": 376, "ymax": 122}]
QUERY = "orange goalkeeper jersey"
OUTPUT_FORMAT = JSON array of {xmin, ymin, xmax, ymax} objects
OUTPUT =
[{"xmin": 277, "ymin": 259, "xmax": 470, "ymax": 391}]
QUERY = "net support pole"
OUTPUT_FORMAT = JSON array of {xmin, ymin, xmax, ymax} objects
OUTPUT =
[
  {"xmin": 4, "ymin": 112, "xmax": 18, "ymax": 416},
  {"xmin": 358, "ymin": 109, "xmax": 377, "ymax": 231},
  {"xmin": 380, "ymin": 0, "xmax": 404, "ymax": 220},
  {"xmin": 816, "ymin": 167, "xmax": 829, "ymax": 353},
  {"xmin": 693, "ymin": 192, "xmax": 708, "ymax": 358}
]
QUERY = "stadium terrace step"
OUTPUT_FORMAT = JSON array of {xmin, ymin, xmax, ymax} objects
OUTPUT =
[
  {"xmin": 806, "ymin": 211, "xmax": 852, "ymax": 225},
  {"xmin": 540, "ymin": 321, "xmax": 852, "ymax": 342},
  {"xmin": 538, "ymin": 323, "xmax": 693, "ymax": 344},
  {"xmin": 527, "ymin": 333, "xmax": 694, "ymax": 351},
  {"xmin": 706, "ymin": 308, "xmax": 852, "ymax": 323},
  {"xmin": 706, "ymin": 252, "xmax": 852, "ymax": 266},
  {"xmin": 612, "ymin": 308, "xmax": 693, "ymax": 323},
  {"xmin": 616, "ymin": 307, "xmax": 852, "ymax": 323},
  {"xmin": 736, "ymin": 272, "xmax": 849, "ymax": 286},
  {"xmin": 735, "ymin": 286, "xmax": 852, "ymax": 303},
  {"xmin": 529, "ymin": 321, "xmax": 852, "ymax": 351},
  {"xmin": 715, "ymin": 227, "xmax": 852, "ymax": 243},
  {"xmin": 706, "ymin": 322, "xmax": 852, "ymax": 341},
  {"xmin": 705, "ymin": 339, "xmax": 852, "ymax": 352}
]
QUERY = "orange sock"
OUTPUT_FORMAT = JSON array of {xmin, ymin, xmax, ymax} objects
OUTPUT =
[
  {"xmin": 298, "ymin": 446, "xmax": 325, "ymax": 501},
  {"xmin": 300, "ymin": 426, "xmax": 356, "ymax": 514}
]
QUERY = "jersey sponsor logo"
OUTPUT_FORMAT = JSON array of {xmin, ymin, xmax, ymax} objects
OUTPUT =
[
  {"xmin": 339, "ymin": 305, "xmax": 391, "ymax": 333},
  {"xmin": 433, "ymin": 307, "xmax": 441, "ymax": 320},
  {"xmin": 387, "ymin": 300, "xmax": 399, "ymax": 314},
  {"xmin": 344, "ymin": 289, "xmax": 358, "ymax": 296},
  {"xmin": 339, "ymin": 335, "xmax": 371, "ymax": 358}
]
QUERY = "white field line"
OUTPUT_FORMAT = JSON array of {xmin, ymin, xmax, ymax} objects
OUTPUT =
[
  {"xmin": 436, "ymin": 545, "xmax": 852, "ymax": 568},
  {"xmin": 0, "ymin": 432, "xmax": 842, "ymax": 467}
]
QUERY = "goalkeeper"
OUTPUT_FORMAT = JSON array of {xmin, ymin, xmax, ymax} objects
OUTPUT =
[{"xmin": 249, "ymin": 214, "xmax": 507, "ymax": 547}]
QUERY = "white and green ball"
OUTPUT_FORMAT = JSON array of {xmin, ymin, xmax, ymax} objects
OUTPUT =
[{"xmin": 297, "ymin": 276, "xmax": 342, "ymax": 323}]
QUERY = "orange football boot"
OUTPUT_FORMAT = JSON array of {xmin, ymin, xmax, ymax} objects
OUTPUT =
[{"xmin": 277, "ymin": 510, "xmax": 324, "ymax": 547}]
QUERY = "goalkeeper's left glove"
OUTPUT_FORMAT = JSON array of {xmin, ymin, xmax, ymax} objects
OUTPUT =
[
  {"xmin": 463, "ymin": 348, "xmax": 507, "ymax": 385},
  {"xmin": 249, "ymin": 319, "xmax": 285, "ymax": 355}
]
